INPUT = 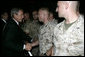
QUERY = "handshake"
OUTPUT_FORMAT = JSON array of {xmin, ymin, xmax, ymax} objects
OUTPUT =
[
  {"xmin": 24, "ymin": 40, "xmax": 39, "ymax": 56},
  {"xmin": 24, "ymin": 42, "xmax": 32, "ymax": 51},
  {"xmin": 24, "ymin": 36, "xmax": 39, "ymax": 51},
  {"xmin": 24, "ymin": 39, "xmax": 52, "ymax": 56},
  {"xmin": 23, "ymin": 43, "xmax": 33, "ymax": 56}
]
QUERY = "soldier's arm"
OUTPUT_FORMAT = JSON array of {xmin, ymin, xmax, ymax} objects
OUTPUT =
[
  {"xmin": 31, "ymin": 40, "xmax": 39, "ymax": 47},
  {"xmin": 68, "ymin": 29, "xmax": 84, "ymax": 56}
]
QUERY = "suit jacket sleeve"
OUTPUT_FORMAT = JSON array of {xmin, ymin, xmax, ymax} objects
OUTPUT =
[{"xmin": 3, "ymin": 23, "xmax": 26, "ymax": 53}]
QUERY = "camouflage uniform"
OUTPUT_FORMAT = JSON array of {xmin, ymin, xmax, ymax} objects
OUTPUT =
[
  {"xmin": 39, "ymin": 20, "xmax": 57, "ymax": 55},
  {"xmin": 21, "ymin": 20, "xmax": 32, "ymax": 34},
  {"xmin": 22, "ymin": 20, "xmax": 41, "ymax": 56},
  {"xmin": 29, "ymin": 20, "xmax": 41, "ymax": 56},
  {"xmin": 53, "ymin": 15, "xmax": 84, "ymax": 56},
  {"xmin": 50, "ymin": 19, "xmax": 58, "ymax": 25},
  {"xmin": 28, "ymin": 20, "xmax": 41, "ymax": 40}
]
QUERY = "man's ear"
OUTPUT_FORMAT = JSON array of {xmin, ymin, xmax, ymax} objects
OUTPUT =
[{"xmin": 14, "ymin": 14, "xmax": 18, "ymax": 19}]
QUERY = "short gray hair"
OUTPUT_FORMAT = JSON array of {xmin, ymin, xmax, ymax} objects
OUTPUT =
[
  {"xmin": 11, "ymin": 8, "xmax": 23, "ymax": 17},
  {"xmin": 39, "ymin": 7, "xmax": 50, "ymax": 15}
]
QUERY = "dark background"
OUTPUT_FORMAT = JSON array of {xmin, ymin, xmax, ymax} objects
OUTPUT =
[
  {"xmin": 0, "ymin": 0, "xmax": 58, "ymax": 13},
  {"xmin": 0, "ymin": 0, "xmax": 84, "ymax": 22}
]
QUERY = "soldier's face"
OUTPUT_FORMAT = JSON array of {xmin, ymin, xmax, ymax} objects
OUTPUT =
[
  {"xmin": 32, "ymin": 11, "xmax": 38, "ymax": 20},
  {"xmin": 14, "ymin": 10, "xmax": 24, "ymax": 22},
  {"xmin": 38, "ymin": 10, "xmax": 44, "ymax": 22},
  {"xmin": 24, "ymin": 13, "xmax": 30, "ymax": 20},
  {"xmin": 38, "ymin": 10, "xmax": 49, "ymax": 22},
  {"xmin": 49, "ymin": 13, "xmax": 54, "ymax": 21},
  {"xmin": 56, "ymin": 1, "xmax": 66, "ymax": 18}
]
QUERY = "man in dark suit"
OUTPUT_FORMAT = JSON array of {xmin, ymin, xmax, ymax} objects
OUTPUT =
[
  {"xmin": 0, "ymin": 11, "xmax": 8, "ymax": 29},
  {"xmin": 1, "ymin": 8, "xmax": 32, "ymax": 56},
  {"xmin": 0, "ymin": 11, "xmax": 8, "ymax": 37},
  {"xmin": 0, "ymin": 11, "xmax": 8, "ymax": 52}
]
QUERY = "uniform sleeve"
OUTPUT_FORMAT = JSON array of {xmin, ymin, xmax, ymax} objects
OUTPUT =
[
  {"xmin": 52, "ymin": 26, "xmax": 60, "ymax": 56},
  {"xmin": 67, "ymin": 30, "xmax": 84, "ymax": 56}
]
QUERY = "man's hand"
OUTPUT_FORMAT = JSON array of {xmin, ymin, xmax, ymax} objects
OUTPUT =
[
  {"xmin": 46, "ymin": 46, "xmax": 53, "ymax": 56},
  {"xmin": 25, "ymin": 43, "xmax": 32, "ymax": 51}
]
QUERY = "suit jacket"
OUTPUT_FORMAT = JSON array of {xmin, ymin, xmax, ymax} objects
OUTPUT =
[
  {"xmin": 0, "ymin": 19, "xmax": 6, "ymax": 36},
  {"xmin": 1, "ymin": 19, "xmax": 32, "ymax": 56},
  {"xmin": 0, "ymin": 19, "xmax": 6, "ymax": 52}
]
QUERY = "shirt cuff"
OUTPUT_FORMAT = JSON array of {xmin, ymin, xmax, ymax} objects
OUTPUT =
[{"xmin": 23, "ymin": 44, "xmax": 25, "ymax": 49}]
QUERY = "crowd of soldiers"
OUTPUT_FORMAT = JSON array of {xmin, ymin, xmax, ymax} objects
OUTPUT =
[
  {"xmin": 0, "ymin": 1, "xmax": 84, "ymax": 56},
  {"xmin": 21, "ymin": 8, "xmax": 58, "ymax": 56}
]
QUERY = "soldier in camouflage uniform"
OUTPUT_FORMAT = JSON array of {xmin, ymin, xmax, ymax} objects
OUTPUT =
[
  {"xmin": 49, "ymin": 11, "xmax": 58, "ymax": 26},
  {"xmin": 21, "ymin": 12, "xmax": 32, "ymax": 34},
  {"xmin": 39, "ymin": 22, "xmax": 56, "ymax": 55},
  {"xmin": 29, "ymin": 19, "xmax": 41, "ymax": 56},
  {"xmin": 28, "ymin": 8, "xmax": 58, "ymax": 56},
  {"xmin": 22, "ymin": 10, "xmax": 41, "ymax": 56},
  {"xmin": 38, "ymin": 8, "xmax": 57, "ymax": 55},
  {"xmin": 27, "ymin": 10, "xmax": 41, "ymax": 56},
  {"xmin": 29, "ymin": 10, "xmax": 40, "ymax": 40},
  {"xmin": 52, "ymin": 1, "xmax": 84, "ymax": 56}
]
